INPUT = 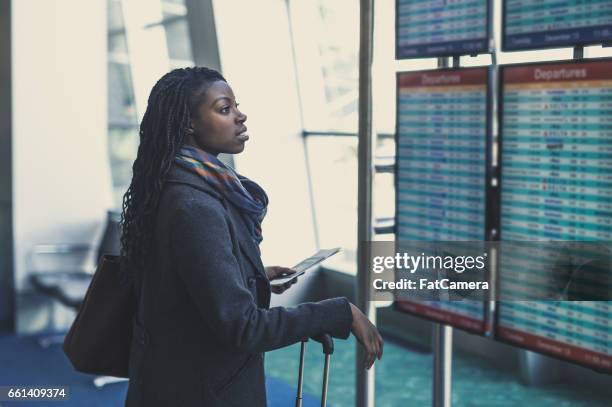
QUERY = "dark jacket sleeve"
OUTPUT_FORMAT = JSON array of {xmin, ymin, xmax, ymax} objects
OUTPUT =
[{"xmin": 169, "ymin": 195, "xmax": 353, "ymax": 354}]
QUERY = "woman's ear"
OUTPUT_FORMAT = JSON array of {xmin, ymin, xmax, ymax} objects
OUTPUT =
[
  {"xmin": 186, "ymin": 118, "xmax": 197, "ymax": 134},
  {"xmin": 186, "ymin": 119, "xmax": 196, "ymax": 135}
]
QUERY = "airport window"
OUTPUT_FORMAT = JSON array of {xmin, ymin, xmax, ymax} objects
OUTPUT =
[
  {"xmin": 289, "ymin": 0, "xmax": 413, "ymax": 273},
  {"xmin": 305, "ymin": 135, "xmax": 358, "ymax": 271},
  {"xmin": 107, "ymin": 0, "xmax": 139, "ymax": 207},
  {"xmin": 289, "ymin": 0, "xmax": 359, "ymax": 133},
  {"xmin": 106, "ymin": 0, "xmax": 196, "ymax": 208},
  {"xmin": 159, "ymin": 0, "xmax": 193, "ymax": 66}
]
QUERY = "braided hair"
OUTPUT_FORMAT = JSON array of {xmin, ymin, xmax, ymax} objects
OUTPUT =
[{"xmin": 120, "ymin": 67, "xmax": 226, "ymax": 278}]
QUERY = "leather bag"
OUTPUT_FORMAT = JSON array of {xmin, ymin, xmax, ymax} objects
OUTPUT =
[{"xmin": 63, "ymin": 254, "xmax": 137, "ymax": 377}]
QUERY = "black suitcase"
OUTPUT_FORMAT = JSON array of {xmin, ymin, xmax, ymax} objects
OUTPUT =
[{"xmin": 295, "ymin": 334, "xmax": 334, "ymax": 407}]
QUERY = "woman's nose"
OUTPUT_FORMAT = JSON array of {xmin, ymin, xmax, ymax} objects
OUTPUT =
[{"xmin": 237, "ymin": 110, "xmax": 247, "ymax": 123}]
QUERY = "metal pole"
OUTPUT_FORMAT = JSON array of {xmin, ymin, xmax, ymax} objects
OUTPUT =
[
  {"xmin": 295, "ymin": 341, "xmax": 306, "ymax": 407},
  {"xmin": 321, "ymin": 354, "xmax": 331, "ymax": 407},
  {"xmin": 356, "ymin": 0, "xmax": 375, "ymax": 406},
  {"xmin": 432, "ymin": 324, "xmax": 453, "ymax": 407},
  {"xmin": 0, "ymin": 0, "xmax": 15, "ymax": 333},
  {"xmin": 430, "ymin": 55, "xmax": 453, "ymax": 407}
]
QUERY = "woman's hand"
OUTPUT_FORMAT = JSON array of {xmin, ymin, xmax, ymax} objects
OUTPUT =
[
  {"xmin": 265, "ymin": 266, "xmax": 298, "ymax": 294},
  {"xmin": 349, "ymin": 303, "xmax": 384, "ymax": 370}
]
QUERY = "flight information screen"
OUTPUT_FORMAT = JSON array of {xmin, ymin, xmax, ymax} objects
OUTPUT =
[
  {"xmin": 498, "ymin": 60, "xmax": 612, "ymax": 372},
  {"xmin": 394, "ymin": 67, "xmax": 491, "ymax": 334},
  {"xmin": 396, "ymin": 0, "xmax": 490, "ymax": 59},
  {"xmin": 503, "ymin": 0, "xmax": 612, "ymax": 51}
]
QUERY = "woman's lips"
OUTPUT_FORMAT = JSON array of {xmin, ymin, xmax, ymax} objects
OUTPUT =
[{"xmin": 237, "ymin": 131, "xmax": 249, "ymax": 141}]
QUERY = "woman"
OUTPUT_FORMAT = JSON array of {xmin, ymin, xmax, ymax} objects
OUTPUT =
[{"xmin": 121, "ymin": 67, "xmax": 383, "ymax": 406}]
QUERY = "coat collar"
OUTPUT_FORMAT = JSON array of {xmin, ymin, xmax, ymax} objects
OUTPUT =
[
  {"xmin": 224, "ymin": 202, "xmax": 268, "ymax": 280},
  {"xmin": 165, "ymin": 165, "xmax": 268, "ymax": 280},
  {"xmin": 165, "ymin": 164, "xmax": 222, "ymax": 200}
]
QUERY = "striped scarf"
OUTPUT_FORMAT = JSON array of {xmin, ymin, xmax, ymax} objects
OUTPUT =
[{"xmin": 174, "ymin": 145, "xmax": 268, "ymax": 247}]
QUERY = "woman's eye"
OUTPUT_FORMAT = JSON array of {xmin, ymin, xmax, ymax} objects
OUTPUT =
[{"xmin": 220, "ymin": 106, "xmax": 230, "ymax": 113}]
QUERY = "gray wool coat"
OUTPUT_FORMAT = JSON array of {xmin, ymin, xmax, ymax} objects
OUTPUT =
[{"xmin": 125, "ymin": 164, "xmax": 353, "ymax": 407}]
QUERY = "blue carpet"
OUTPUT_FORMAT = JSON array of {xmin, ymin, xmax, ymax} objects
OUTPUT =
[
  {"xmin": 0, "ymin": 334, "xmax": 126, "ymax": 407},
  {"xmin": 0, "ymin": 334, "xmax": 320, "ymax": 407}
]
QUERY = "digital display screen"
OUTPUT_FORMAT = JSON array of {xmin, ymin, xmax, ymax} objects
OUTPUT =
[
  {"xmin": 498, "ymin": 60, "xmax": 612, "ymax": 372},
  {"xmin": 394, "ymin": 67, "xmax": 491, "ymax": 334},
  {"xmin": 503, "ymin": 0, "xmax": 612, "ymax": 51},
  {"xmin": 396, "ymin": 0, "xmax": 490, "ymax": 59}
]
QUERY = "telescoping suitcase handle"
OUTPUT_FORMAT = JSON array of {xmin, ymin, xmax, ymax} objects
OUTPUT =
[{"xmin": 295, "ymin": 334, "xmax": 334, "ymax": 407}]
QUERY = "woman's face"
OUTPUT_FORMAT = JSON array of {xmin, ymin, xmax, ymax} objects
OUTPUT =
[{"xmin": 185, "ymin": 80, "xmax": 248, "ymax": 155}]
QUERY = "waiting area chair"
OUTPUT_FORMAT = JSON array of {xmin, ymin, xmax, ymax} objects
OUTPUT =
[
  {"xmin": 28, "ymin": 211, "xmax": 121, "ymax": 310},
  {"xmin": 27, "ymin": 210, "xmax": 123, "ymax": 387}
]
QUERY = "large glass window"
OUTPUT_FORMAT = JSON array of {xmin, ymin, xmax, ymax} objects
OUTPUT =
[
  {"xmin": 289, "ymin": 0, "xmax": 359, "ymax": 133},
  {"xmin": 289, "ymin": 0, "xmax": 407, "ymax": 274},
  {"xmin": 106, "ymin": 0, "xmax": 196, "ymax": 208},
  {"xmin": 305, "ymin": 136, "xmax": 358, "ymax": 270},
  {"xmin": 159, "ymin": 0, "xmax": 193, "ymax": 66},
  {"xmin": 107, "ymin": 0, "xmax": 139, "ymax": 207}
]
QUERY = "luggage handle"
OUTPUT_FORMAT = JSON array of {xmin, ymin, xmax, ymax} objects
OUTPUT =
[
  {"xmin": 295, "ymin": 334, "xmax": 334, "ymax": 407},
  {"xmin": 311, "ymin": 333, "xmax": 334, "ymax": 355}
]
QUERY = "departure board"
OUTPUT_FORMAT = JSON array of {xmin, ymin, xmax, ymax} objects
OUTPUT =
[
  {"xmin": 497, "ymin": 60, "xmax": 612, "ymax": 372},
  {"xmin": 396, "ymin": 68, "xmax": 490, "ymax": 242},
  {"xmin": 396, "ymin": 0, "xmax": 491, "ymax": 59},
  {"xmin": 394, "ymin": 67, "xmax": 491, "ymax": 334},
  {"xmin": 503, "ymin": 0, "xmax": 612, "ymax": 51}
]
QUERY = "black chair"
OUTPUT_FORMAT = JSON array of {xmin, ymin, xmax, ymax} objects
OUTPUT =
[
  {"xmin": 28, "ymin": 211, "xmax": 123, "ymax": 386},
  {"xmin": 29, "ymin": 210, "xmax": 121, "ymax": 309}
]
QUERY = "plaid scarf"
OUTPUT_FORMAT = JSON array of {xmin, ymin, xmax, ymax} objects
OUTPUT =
[{"xmin": 175, "ymin": 145, "xmax": 268, "ymax": 247}]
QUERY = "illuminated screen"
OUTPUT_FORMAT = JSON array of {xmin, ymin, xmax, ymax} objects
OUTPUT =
[
  {"xmin": 498, "ymin": 59, "xmax": 612, "ymax": 372},
  {"xmin": 394, "ymin": 67, "xmax": 491, "ymax": 334},
  {"xmin": 396, "ymin": 0, "xmax": 490, "ymax": 59},
  {"xmin": 503, "ymin": 0, "xmax": 612, "ymax": 51}
]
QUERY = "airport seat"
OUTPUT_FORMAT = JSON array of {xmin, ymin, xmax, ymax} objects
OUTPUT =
[
  {"xmin": 27, "ymin": 211, "xmax": 123, "ymax": 386},
  {"xmin": 29, "ymin": 246, "xmax": 97, "ymax": 311},
  {"xmin": 29, "ymin": 210, "xmax": 121, "ymax": 307},
  {"xmin": 28, "ymin": 211, "xmax": 121, "ymax": 312}
]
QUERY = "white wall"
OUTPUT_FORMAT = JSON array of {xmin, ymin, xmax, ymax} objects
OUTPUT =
[
  {"xmin": 12, "ymin": 0, "xmax": 112, "ymax": 292},
  {"xmin": 213, "ymin": 0, "xmax": 318, "ymax": 281}
]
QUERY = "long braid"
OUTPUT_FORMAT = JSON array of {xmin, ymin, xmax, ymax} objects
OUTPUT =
[{"xmin": 120, "ymin": 67, "xmax": 226, "ymax": 278}]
